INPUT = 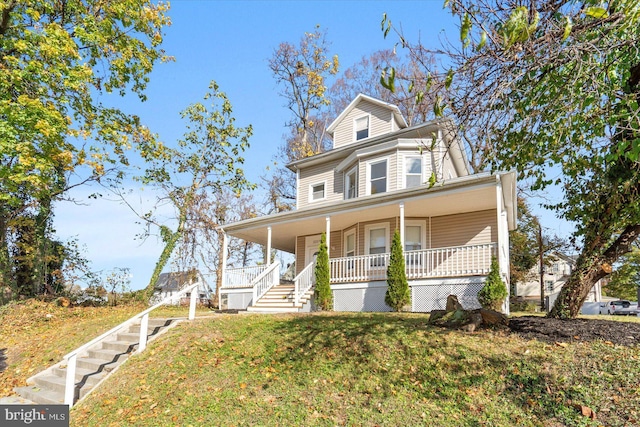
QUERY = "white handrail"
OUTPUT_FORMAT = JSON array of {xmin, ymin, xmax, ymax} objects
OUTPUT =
[
  {"xmin": 63, "ymin": 282, "xmax": 200, "ymax": 406},
  {"xmin": 294, "ymin": 262, "xmax": 315, "ymax": 306},
  {"xmin": 251, "ymin": 261, "xmax": 280, "ymax": 304}
]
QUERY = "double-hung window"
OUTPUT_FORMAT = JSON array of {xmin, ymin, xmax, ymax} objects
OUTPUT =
[
  {"xmin": 369, "ymin": 159, "xmax": 387, "ymax": 194},
  {"xmin": 405, "ymin": 156, "xmax": 423, "ymax": 188},
  {"xmin": 365, "ymin": 224, "xmax": 388, "ymax": 267},
  {"xmin": 345, "ymin": 167, "xmax": 357, "ymax": 199},
  {"xmin": 405, "ymin": 225, "xmax": 422, "ymax": 251},
  {"xmin": 355, "ymin": 116, "xmax": 369, "ymax": 140}
]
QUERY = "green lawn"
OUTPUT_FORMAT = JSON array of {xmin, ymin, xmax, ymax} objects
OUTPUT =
[{"xmin": 68, "ymin": 312, "xmax": 639, "ymax": 427}]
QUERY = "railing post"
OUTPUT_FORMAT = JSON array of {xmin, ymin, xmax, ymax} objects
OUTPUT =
[
  {"xmin": 189, "ymin": 284, "xmax": 198, "ymax": 320},
  {"xmin": 64, "ymin": 353, "xmax": 77, "ymax": 406},
  {"xmin": 138, "ymin": 313, "xmax": 149, "ymax": 353}
]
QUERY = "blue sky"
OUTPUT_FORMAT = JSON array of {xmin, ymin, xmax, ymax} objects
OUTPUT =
[{"xmin": 54, "ymin": 1, "xmax": 573, "ymax": 290}]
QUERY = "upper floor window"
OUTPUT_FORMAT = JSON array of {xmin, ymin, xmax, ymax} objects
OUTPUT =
[
  {"xmin": 405, "ymin": 157, "xmax": 423, "ymax": 188},
  {"xmin": 369, "ymin": 159, "xmax": 387, "ymax": 195},
  {"xmin": 345, "ymin": 167, "xmax": 357, "ymax": 199},
  {"xmin": 310, "ymin": 182, "xmax": 325, "ymax": 202},
  {"xmin": 355, "ymin": 116, "xmax": 369, "ymax": 140}
]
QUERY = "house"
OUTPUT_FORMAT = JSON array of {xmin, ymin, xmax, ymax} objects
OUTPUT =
[
  {"xmin": 152, "ymin": 270, "xmax": 211, "ymax": 305},
  {"xmin": 515, "ymin": 251, "xmax": 602, "ymax": 309},
  {"xmin": 219, "ymin": 94, "xmax": 517, "ymax": 313}
]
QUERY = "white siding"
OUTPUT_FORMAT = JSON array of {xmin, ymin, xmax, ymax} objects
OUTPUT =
[
  {"xmin": 297, "ymin": 158, "xmax": 343, "ymax": 209},
  {"xmin": 333, "ymin": 100, "xmax": 396, "ymax": 149}
]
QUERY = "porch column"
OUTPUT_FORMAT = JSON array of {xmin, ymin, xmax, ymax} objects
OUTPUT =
[
  {"xmin": 399, "ymin": 202, "xmax": 405, "ymax": 251},
  {"xmin": 266, "ymin": 226, "xmax": 272, "ymax": 264},
  {"xmin": 496, "ymin": 177, "xmax": 510, "ymax": 315},
  {"xmin": 219, "ymin": 231, "xmax": 228, "ymax": 310},
  {"xmin": 325, "ymin": 216, "xmax": 331, "ymax": 260}
]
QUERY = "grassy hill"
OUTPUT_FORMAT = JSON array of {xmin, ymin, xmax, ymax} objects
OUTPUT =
[{"xmin": 2, "ymin": 301, "xmax": 639, "ymax": 426}]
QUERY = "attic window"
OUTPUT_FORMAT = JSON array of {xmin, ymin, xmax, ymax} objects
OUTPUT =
[{"xmin": 355, "ymin": 116, "xmax": 369, "ymax": 140}]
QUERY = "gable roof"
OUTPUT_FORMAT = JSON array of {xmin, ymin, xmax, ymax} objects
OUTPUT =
[{"xmin": 326, "ymin": 93, "xmax": 408, "ymax": 135}]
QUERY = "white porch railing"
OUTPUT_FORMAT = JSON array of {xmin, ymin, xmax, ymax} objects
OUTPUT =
[
  {"xmin": 62, "ymin": 283, "xmax": 199, "ymax": 407},
  {"xmin": 224, "ymin": 265, "xmax": 268, "ymax": 288},
  {"xmin": 330, "ymin": 243, "xmax": 497, "ymax": 283},
  {"xmin": 252, "ymin": 261, "xmax": 280, "ymax": 303},
  {"xmin": 294, "ymin": 261, "xmax": 315, "ymax": 306},
  {"xmin": 330, "ymin": 253, "xmax": 389, "ymax": 283}
]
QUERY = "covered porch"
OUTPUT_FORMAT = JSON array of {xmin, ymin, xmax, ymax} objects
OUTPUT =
[{"xmin": 219, "ymin": 173, "xmax": 516, "ymax": 312}]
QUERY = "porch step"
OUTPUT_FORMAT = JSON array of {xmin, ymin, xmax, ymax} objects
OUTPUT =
[
  {"xmin": 248, "ymin": 283, "xmax": 313, "ymax": 313},
  {"xmin": 14, "ymin": 317, "xmax": 180, "ymax": 406}
]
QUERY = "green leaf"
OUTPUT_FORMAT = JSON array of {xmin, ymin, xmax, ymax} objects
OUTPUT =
[
  {"xmin": 585, "ymin": 6, "xmax": 609, "ymax": 19},
  {"xmin": 445, "ymin": 69, "xmax": 454, "ymax": 90},
  {"xmin": 460, "ymin": 13, "xmax": 472, "ymax": 46},
  {"xmin": 380, "ymin": 67, "xmax": 396, "ymax": 93},
  {"xmin": 562, "ymin": 16, "xmax": 572, "ymax": 40},
  {"xmin": 477, "ymin": 31, "xmax": 487, "ymax": 50}
]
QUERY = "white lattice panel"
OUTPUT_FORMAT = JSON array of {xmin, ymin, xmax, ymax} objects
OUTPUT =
[
  {"xmin": 334, "ymin": 288, "xmax": 392, "ymax": 312},
  {"xmin": 411, "ymin": 282, "xmax": 484, "ymax": 312}
]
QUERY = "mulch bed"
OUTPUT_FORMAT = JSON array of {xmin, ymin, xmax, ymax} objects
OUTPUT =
[{"xmin": 509, "ymin": 316, "xmax": 640, "ymax": 346}]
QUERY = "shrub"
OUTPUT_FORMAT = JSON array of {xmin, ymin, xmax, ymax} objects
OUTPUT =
[
  {"xmin": 478, "ymin": 257, "xmax": 508, "ymax": 311},
  {"xmin": 385, "ymin": 230, "xmax": 410, "ymax": 311},
  {"xmin": 314, "ymin": 233, "xmax": 333, "ymax": 310}
]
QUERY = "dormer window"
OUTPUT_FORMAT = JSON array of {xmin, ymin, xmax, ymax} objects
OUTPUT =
[{"xmin": 355, "ymin": 116, "xmax": 369, "ymax": 140}]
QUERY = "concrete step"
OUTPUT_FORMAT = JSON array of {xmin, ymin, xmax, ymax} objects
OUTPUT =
[
  {"xmin": 51, "ymin": 366, "xmax": 107, "ymax": 388},
  {"xmin": 75, "ymin": 356, "xmax": 120, "ymax": 373},
  {"xmin": 102, "ymin": 340, "xmax": 137, "ymax": 353},
  {"xmin": 87, "ymin": 347, "xmax": 131, "ymax": 363},
  {"xmin": 14, "ymin": 317, "xmax": 181, "ymax": 406},
  {"xmin": 116, "ymin": 332, "xmax": 142, "ymax": 343},
  {"xmin": 14, "ymin": 385, "xmax": 64, "ymax": 405}
]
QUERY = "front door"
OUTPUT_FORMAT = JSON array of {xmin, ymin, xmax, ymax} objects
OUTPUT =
[{"xmin": 305, "ymin": 235, "xmax": 322, "ymax": 267}]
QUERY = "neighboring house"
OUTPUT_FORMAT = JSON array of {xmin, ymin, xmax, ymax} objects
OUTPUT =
[
  {"xmin": 219, "ymin": 94, "xmax": 517, "ymax": 313},
  {"xmin": 515, "ymin": 252, "xmax": 602, "ymax": 308},
  {"xmin": 152, "ymin": 270, "xmax": 211, "ymax": 305}
]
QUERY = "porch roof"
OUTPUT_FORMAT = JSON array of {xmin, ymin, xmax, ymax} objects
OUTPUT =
[{"xmin": 221, "ymin": 172, "xmax": 516, "ymax": 254}]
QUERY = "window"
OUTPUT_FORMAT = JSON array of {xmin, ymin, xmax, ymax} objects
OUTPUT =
[
  {"xmin": 368, "ymin": 227, "xmax": 387, "ymax": 254},
  {"xmin": 310, "ymin": 182, "xmax": 325, "ymax": 201},
  {"xmin": 405, "ymin": 225, "xmax": 422, "ymax": 251},
  {"xmin": 355, "ymin": 116, "xmax": 369, "ymax": 140},
  {"xmin": 345, "ymin": 231, "xmax": 355, "ymax": 257},
  {"xmin": 345, "ymin": 167, "xmax": 357, "ymax": 199},
  {"xmin": 369, "ymin": 159, "xmax": 387, "ymax": 194},
  {"xmin": 405, "ymin": 157, "xmax": 423, "ymax": 188},
  {"xmin": 545, "ymin": 280, "xmax": 554, "ymax": 293}
]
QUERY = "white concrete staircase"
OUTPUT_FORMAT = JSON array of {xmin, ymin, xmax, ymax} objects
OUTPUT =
[
  {"xmin": 14, "ymin": 317, "xmax": 179, "ymax": 405},
  {"xmin": 247, "ymin": 283, "xmax": 313, "ymax": 313}
]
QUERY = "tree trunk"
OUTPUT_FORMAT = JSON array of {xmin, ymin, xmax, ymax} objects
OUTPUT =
[
  {"xmin": 143, "ymin": 227, "xmax": 182, "ymax": 301},
  {"xmin": 548, "ymin": 224, "xmax": 640, "ymax": 318}
]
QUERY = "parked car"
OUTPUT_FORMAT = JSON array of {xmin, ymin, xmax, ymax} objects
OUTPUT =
[{"xmin": 599, "ymin": 300, "xmax": 639, "ymax": 315}]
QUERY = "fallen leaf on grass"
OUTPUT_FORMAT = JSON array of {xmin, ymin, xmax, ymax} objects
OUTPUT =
[{"xmin": 555, "ymin": 342, "xmax": 568, "ymax": 348}]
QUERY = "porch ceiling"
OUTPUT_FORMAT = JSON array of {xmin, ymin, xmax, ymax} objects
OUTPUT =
[{"xmin": 222, "ymin": 173, "xmax": 510, "ymax": 254}]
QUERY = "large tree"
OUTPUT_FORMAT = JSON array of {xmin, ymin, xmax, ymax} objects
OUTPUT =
[
  {"xmin": 385, "ymin": 0, "xmax": 640, "ymax": 318},
  {"xmin": 128, "ymin": 81, "xmax": 254, "ymax": 299},
  {"xmin": 264, "ymin": 26, "xmax": 339, "ymax": 213},
  {"xmin": 0, "ymin": 0, "xmax": 170, "ymax": 296}
]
